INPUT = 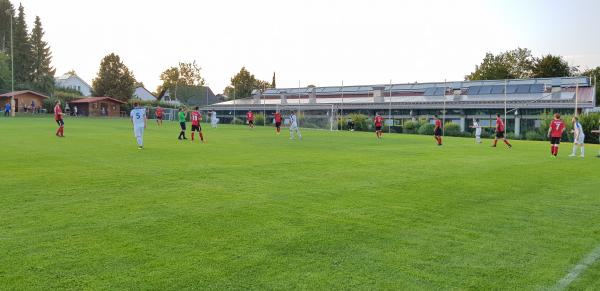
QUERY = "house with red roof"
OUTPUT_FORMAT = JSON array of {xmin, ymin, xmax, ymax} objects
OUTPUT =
[
  {"xmin": 68, "ymin": 97, "xmax": 126, "ymax": 117},
  {"xmin": 0, "ymin": 90, "xmax": 49, "ymax": 114}
]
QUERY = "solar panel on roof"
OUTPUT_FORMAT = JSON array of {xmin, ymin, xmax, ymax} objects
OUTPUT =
[
  {"xmin": 506, "ymin": 85, "xmax": 518, "ymax": 94},
  {"xmin": 342, "ymin": 86, "xmax": 359, "ymax": 92},
  {"xmin": 479, "ymin": 86, "xmax": 492, "ymax": 94},
  {"xmin": 423, "ymin": 88, "xmax": 437, "ymax": 96},
  {"xmin": 516, "ymin": 84, "xmax": 530, "ymax": 93},
  {"xmin": 322, "ymin": 87, "xmax": 340, "ymax": 93},
  {"xmin": 467, "ymin": 86, "xmax": 480, "ymax": 95},
  {"xmin": 434, "ymin": 87, "xmax": 445, "ymax": 96},
  {"xmin": 530, "ymin": 84, "xmax": 544, "ymax": 93},
  {"xmin": 491, "ymin": 85, "xmax": 504, "ymax": 94}
]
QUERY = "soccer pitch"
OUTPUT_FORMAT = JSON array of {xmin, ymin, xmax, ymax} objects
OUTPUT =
[{"xmin": 2, "ymin": 117, "xmax": 600, "ymax": 290}]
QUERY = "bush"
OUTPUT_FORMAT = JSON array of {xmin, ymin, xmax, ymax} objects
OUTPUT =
[
  {"xmin": 402, "ymin": 120, "xmax": 419, "ymax": 134},
  {"xmin": 254, "ymin": 113, "xmax": 265, "ymax": 125},
  {"xmin": 418, "ymin": 123, "xmax": 435, "ymax": 135},
  {"xmin": 525, "ymin": 131, "xmax": 545, "ymax": 141},
  {"xmin": 444, "ymin": 122, "xmax": 461, "ymax": 136},
  {"xmin": 580, "ymin": 113, "xmax": 600, "ymax": 144}
]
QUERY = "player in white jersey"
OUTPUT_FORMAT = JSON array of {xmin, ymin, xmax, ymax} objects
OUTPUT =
[
  {"xmin": 211, "ymin": 110, "xmax": 218, "ymax": 128},
  {"xmin": 289, "ymin": 112, "xmax": 302, "ymax": 140},
  {"xmin": 470, "ymin": 118, "xmax": 482, "ymax": 144},
  {"xmin": 130, "ymin": 102, "xmax": 147, "ymax": 150},
  {"xmin": 569, "ymin": 116, "xmax": 585, "ymax": 158}
]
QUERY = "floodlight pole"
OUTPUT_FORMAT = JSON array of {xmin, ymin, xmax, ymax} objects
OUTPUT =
[
  {"xmin": 442, "ymin": 79, "xmax": 447, "ymax": 136},
  {"xmin": 233, "ymin": 85, "xmax": 236, "ymax": 125},
  {"xmin": 263, "ymin": 85, "xmax": 266, "ymax": 126},
  {"xmin": 504, "ymin": 79, "xmax": 508, "ymax": 132},
  {"xmin": 389, "ymin": 79, "xmax": 392, "ymax": 134},
  {"xmin": 341, "ymin": 80, "xmax": 344, "ymax": 131},
  {"xmin": 7, "ymin": 9, "xmax": 15, "ymax": 116},
  {"xmin": 575, "ymin": 81, "xmax": 579, "ymax": 116}
]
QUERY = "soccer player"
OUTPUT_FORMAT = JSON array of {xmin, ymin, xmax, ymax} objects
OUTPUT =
[
  {"xmin": 547, "ymin": 113, "xmax": 565, "ymax": 157},
  {"xmin": 470, "ymin": 118, "xmax": 482, "ymax": 144},
  {"xmin": 177, "ymin": 108, "xmax": 188, "ymax": 140},
  {"xmin": 273, "ymin": 111, "xmax": 282, "ymax": 134},
  {"xmin": 374, "ymin": 113, "xmax": 384, "ymax": 139},
  {"xmin": 155, "ymin": 106, "xmax": 164, "ymax": 126},
  {"xmin": 492, "ymin": 114, "xmax": 512, "ymax": 148},
  {"xmin": 211, "ymin": 110, "xmax": 218, "ymax": 128},
  {"xmin": 190, "ymin": 107, "xmax": 204, "ymax": 143},
  {"xmin": 433, "ymin": 115, "xmax": 442, "ymax": 146},
  {"xmin": 569, "ymin": 116, "xmax": 585, "ymax": 158},
  {"xmin": 289, "ymin": 111, "xmax": 302, "ymax": 140},
  {"xmin": 130, "ymin": 102, "xmax": 147, "ymax": 149},
  {"xmin": 54, "ymin": 100, "xmax": 65, "ymax": 137},
  {"xmin": 4, "ymin": 102, "xmax": 11, "ymax": 117},
  {"xmin": 246, "ymin": 110, "xmax": 255, "ymax": 128}
]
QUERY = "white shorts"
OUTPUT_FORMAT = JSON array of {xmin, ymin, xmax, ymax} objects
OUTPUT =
[
  {"xmin": 134, "ymin": 126, "xmax": 144, "ymax": 137},
  {"xmin": 575, "ymin": 134, "xmax": 585, "ymax": 144},
  {"xmin": 290, "ymin": 124, "xmax": 299, "ymax": 131}
]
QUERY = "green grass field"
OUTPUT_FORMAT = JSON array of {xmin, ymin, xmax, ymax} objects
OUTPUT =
[{"xmin": 1, "ymin": 117, "xmax": 600, "ymax": 290}]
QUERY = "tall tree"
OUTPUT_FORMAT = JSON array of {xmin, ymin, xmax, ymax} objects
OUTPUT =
[
  {"xmin": 272, "ymin": 72, "xmax": 276, "ymax": 88},
  {"xmin": 465, "ymin": 53, "xmax": 512, "ymax": 80},
  {"xmin": 532, "ymin": 54, "xmax": 572, "ymax": 78},
  {"xmin": 226, "ymin": 67, "xmax": 271, "ymax": 99},
  {"xmin": 12, "ymin": 3, "xmax": 33, "ymax": 87},
  {"xmin": 0, "ymin": 52, "xmax": 11, "ymax": 91},
  {"xmin": 155, "ymin": 61, "xmax": 205, "ymax": 100},
  {"xmin": 92, "ymin": 53, "xmax": 136, "ymax": 101},
  {"xmin": 30, "ymin": 16, "xmax": 55, "ymax": 95},
  {"xmin": 0, "ymin": 0, "xmax": 15, "ymax": 54}
]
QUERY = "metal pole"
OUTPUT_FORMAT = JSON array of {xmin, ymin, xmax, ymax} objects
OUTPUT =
[
  {"xmin": 504, "ymin": 79, "xmax": 507, "ymax": 131},
  {"xmin": 442, "ymin": 79, "xmax": 446, "ymax": 136},
  {"xmin": 575, "ymin": 81, "xmax": 579, "ymax": 116},
  {"xmin": 389, "ymin": 79, "xmax": 392, "ymax": 134},
  {"xmin": 9, "ymin": 11, "xmax": 15, "ymax": 116},
  {"xmin": 341, "ymin": 80, "xmax": 344, "ymax": 131},
  {"xmin": 233, "ymin": 86, "xmax": 236, "ymax": 125}
]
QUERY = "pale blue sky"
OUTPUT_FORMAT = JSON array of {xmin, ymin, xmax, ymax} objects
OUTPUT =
[{"xmin": 17, "ymin": 0, "xmax": 600, "ymax": 93}]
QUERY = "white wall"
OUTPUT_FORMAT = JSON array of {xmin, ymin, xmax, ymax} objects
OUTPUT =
[
  {"xmin": 55, "ymin": 76, "xmax": 92, "ymax": 96},
  {"xmin": 132, "ymin": 87, "xmax": 156, "ymax": 101}
]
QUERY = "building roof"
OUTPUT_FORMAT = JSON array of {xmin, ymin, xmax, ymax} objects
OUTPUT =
[
  {"xmin": 0, "ymin": 90, "xmax": 50, "ymax": 99},
  {"xmin": 55, "ymin": 73, "xmax": 93, "ymax": 90},
  {"xmin": 68, "ymin": 97, "xmax": 126, "ymax": 104}
]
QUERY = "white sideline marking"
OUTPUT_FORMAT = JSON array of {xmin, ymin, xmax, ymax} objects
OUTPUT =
[{"xmin": 552, "ymin": 244, "xmax": 600, "ymax": 290}]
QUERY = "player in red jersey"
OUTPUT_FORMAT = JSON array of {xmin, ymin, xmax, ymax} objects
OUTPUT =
[
  {"xmin": 54, "ymin": 100, "xmax": 65, "ymax": 137},
  {"xmin": 433, "ymin": 115, "xmax": 442, "ymax": 146},
  {"xmin": 547, "ymin": 113, "xmax": 565, "ymax": 157},
  {"xmin": 492, "ymin": 113, "xmax": 512, "ymax": 148},
  {"xmin": 246, "ymin": 110, "xmax": 255, "ymax": 128},
  {"xmin": 374, "ymin": 113, "xmax": 384, "ymax": 139},
  {"xmin": 190, "ymin": 106, "xmax": 204, "ymax": 143},
  {"xmin": 155, "ymin": 106, "xmax": 164, "ymax": 126},
  {"xmin": 273, "ymin": 111, "xmax": 282, "ymax": 134}
]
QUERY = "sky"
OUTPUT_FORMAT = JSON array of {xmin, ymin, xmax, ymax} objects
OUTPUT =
[{"xmin": 15, "ymin": 0, "xmax": 600, "ymax": 94}]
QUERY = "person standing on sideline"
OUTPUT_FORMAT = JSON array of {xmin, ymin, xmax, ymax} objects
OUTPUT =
[
  {"xmin": 470, "ymin": 118, "xmax": 482, "ymax": 144},
  {"xmin": 73, "ymin": 106, "xmax": 78, "ymax": 117},
  {"xmin": 289, "ymin": 111, "xmax": 302, "ymax": 140},
  {"xmin": 433, "ymin": 115, "xmax": 442, "ymax": 146},
  {"xmin": 246, "ymin": 110, "xmax": 255, "ymax": 128},
  {"xmin": 54, "ymin": 101, "xmax": 65, "ymax": 137},
  {"xmin": 273, "ymin": 111, "xmax": 282, "ymax": 134},
  {"xmin": 190, "ymin": 107, "xmax": 204, "ymax": 143},
  {"xmin": 130, "ymin": 102, "xmax": 147, "ymax": 150},
  {"xmin": 155, "ymin": 106, "xmax": 164, "ymax": 126},
  {"xmin": 492, "ymin": 113, "xmax": 512, "ymax": 148},
  {"xmin": 547, "ymin": 113, "xmax": 565, "ymax": 158},
  {"xmin": 211, "ymin": 110, "xmax": 218, "ymax": 128},
  {"xmin": 374, "ymin": 113, "xmax": 384, "ymax": 139},
  {"xmin": 177, "ymin": 108, "xmax": 188, "ymax": 140},
  {"xmin": 570, "ymin": 116, "xmax": 585, "ymax": 158},
  {"xmin": 4, "ymin": 102, "xmax": 11, "ymax": 117}
]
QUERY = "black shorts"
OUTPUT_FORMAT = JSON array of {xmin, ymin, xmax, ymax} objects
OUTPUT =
[
  {"xmin": 249, "ymin": 120, "xmax": 254, "ymax": 125},
  {"xmin": 434, "ymin": 128, "xmax": 442, "ymax": 136},
  {"xmin": 275, "ymin": 122, "xmax": 281, "ymax": 128},
  {"xmin": 550, "ymin": 137, "xmax": 561, "ymax": 145},
  {"xmin": 157, "ymin": 115, "xmax": 163, "ymax": 120},
  {"xmin": 180, "ymin": 122, "xmax": 186, "ymax": 130},
  {"xmin": 56, "ymin": 119, "xmax": 64, "ymax": 126},
  {"xmin": 496, "ymin": 131, "xmax": 505, "ymax": 138},
  {"xmin": 375, "ymin": 125, "xmax": 382, "ymax": 131},
  {"xmin": 191, "ymin": 124, "xmax": 201, "ymax": 132}
]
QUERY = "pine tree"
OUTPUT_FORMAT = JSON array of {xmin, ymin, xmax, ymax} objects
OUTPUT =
[
  {"xmin": 0, "ymin": 0, "xmax": 15, "ymax": 54},
  {"xmin": 30, "ymin": 16, "xmax": 55, "ymax": 95},
  {"xmin": 92, "ymin": 53, "xmax": 136, "ymax": 101},
  {"xmin": 12, "ymin": 4, "xmax": 33, "ymax": 88}
]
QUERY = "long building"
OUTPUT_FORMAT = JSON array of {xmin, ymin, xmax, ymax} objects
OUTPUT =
[{"xmin": 206, "ymin": 77, "xmax": 596, "ymax": 135}]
